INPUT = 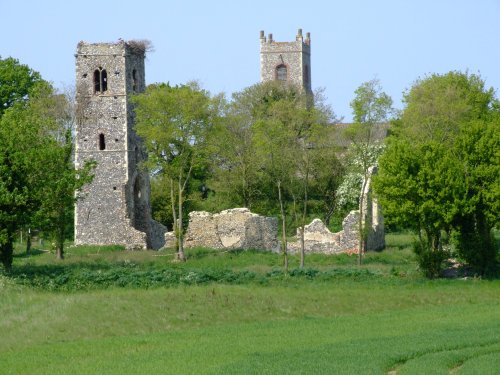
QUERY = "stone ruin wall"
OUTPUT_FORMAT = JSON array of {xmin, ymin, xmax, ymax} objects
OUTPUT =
[
  {"xmin": 182, "ymin": 208, "xmax": 279, "ymax": 251},
  {"xmin": 168, "ymin": 190, "xmax": 383, "ymax": 254},
  {"xmin": 287, "ymin": 165, "xmax": 385, "ymax": 254},
  {"xmin": 172, "ymin": 166, "xmax": 384, "ymax": 254},
  {"xmin": 287, "ymin": 212, "xmax": 358, "ymax": 254},
  {"xmin": 361, "ymin": 166, "xmax": 385, "ymax": 251}
]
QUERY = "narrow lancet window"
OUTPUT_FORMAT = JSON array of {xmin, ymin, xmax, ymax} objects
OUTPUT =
[
  {"xmin": 94, "ymin": 70, "xmax": 100, "ymax": 93},
  {"xmin": 132, "ymin": 69, "xmax": 137, "ymax": 92},
  {"xmin": 101, "ymin": 70, "xmax": 107, "ymax": 92},
  {"xmin": 99, "ymin": 133, "xmax": 106, "ymax": 150}
]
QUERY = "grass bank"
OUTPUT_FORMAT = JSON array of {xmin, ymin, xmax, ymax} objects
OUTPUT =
[{"xmin": 1, "ymin": 233, "xmax": 498, "ymax": 374}]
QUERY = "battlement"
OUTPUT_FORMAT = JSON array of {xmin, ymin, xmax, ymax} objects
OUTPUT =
[
  {"xmin": 76, "ymin": 40, "xmax": 150, "ymax": 57},
  {"xmin": 260, "ymin": 29, "xmax": 311, "ymax": 47}
]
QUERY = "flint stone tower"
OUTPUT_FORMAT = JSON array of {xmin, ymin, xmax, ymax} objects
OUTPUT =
[
  {"xmin": 260, "ymin": 29, "xmax": 311, "ymax": 93},
  {"xmin": 74, "ymin": 40, "xmax": 166, "ymax": 249}
]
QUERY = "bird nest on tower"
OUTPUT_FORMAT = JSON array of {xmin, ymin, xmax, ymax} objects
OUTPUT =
[{"xmin": 126, "ymin": 39, "xmax": 154, "ymax": 56}]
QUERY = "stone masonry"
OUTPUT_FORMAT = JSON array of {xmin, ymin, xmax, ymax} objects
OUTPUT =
[
  {"xmin": 260, "ymin": 29, "xmax": 312, "ymax": 93},
  {"xmin": 287, "ymin": 212, "xmax": 359, "ymax": 254},
  {"xmin": 183, "ymin": 208, "xmax": 279, "ymax": 251},
  {"xmin": 72, "ymin": 36, "xmax": 383, "ymax": 254},
  {"xmin": 74, "ymin": 41, "xmax": 166, "ymax": 249},
  {"xmin": 361, "ymin": 166, "xmax": 385, "ymax": 251},
  {"xmin": 288, "ymin": 166, "xmax": 385, "ymax": 254}
]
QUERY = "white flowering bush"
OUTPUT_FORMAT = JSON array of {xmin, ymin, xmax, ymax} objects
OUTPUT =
[{"xmin": 336, "ymin": 142, "xmax": 385, "ymax": 211}]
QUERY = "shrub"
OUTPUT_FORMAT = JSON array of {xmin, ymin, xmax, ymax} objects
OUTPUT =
[
  {"xmin": 413, "ymin": 240, "xmax": 449, "ymax": 279},
  {"xmin": 452, "ymin": 229, "xmax": 497, "ymax": 276}
]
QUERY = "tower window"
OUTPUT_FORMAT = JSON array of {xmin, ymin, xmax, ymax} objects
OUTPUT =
[
  {"xmin": 304, "ymin": 64, "xmax": 310, "ymax": 85},
  {"xmin": 99, "ymin": 133, "xmax": 106, "ymax": 150},
  {"xmin": 132, "ymin": 69, "xmax": 137, "ymax": 92},
  {"xmin": 94, "ymin": 70, "xmax": 100, "ymax": 93},
  {"xmin": 101, "ymin": 70, "xmax": 107, "ymax": 91},
  {"xmin": 276, "ymin": 64, "xmax": 287, "ymax": 81},
  {"xmin": 93, "ymin": 67, "xmax": 108, "ymax": 94}
]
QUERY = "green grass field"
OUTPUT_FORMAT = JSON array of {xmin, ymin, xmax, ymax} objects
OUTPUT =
[{"xmin": 1, "ymin": 233, "xmax": 499, "ymax": 374}]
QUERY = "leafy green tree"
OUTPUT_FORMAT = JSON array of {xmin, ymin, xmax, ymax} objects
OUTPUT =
[
  {"xmin": 207, "ymin": 90, "xmax": 265, "ymax": 209},
  {"xmin": 0, "ymin": 110, "xmax": 33, "ymax": 269},
  {"xmin": 287, "ymin": 103, "xmax": 338, "ymax": 268},
  {"xmin": 375, "ymin": 139, "xmax": 462, "ymax": 277},
  {"xmin": 375, "ymin": 71, "xmax": 499, "ymax": 276},
  {"xmin": 0, "ymin": 56, "xmax": 42, "ymax": 117},
  {"xmin": 132, "ymin": 82, "xmax": 218, "ymax": 261},
  {"xmin": 250, "ymin": 82, "xmax": 338, "ymax": 270},
  {"xmin": 0, "ymin": 79, "xmax": 93, "ymax": 269},
  {"xmin": 31, "ymin": 86, "xmax": 94, "ymax": 259},
  {"xmin": 253, "ymin": 100, "xmax": 297, "ymax": 271},
  {"xmin": 346, "ymin": 79, "xmax": 393, "ymax": 265},
  {"xmin": 451, "ymin": 118, "xmax": 499, "ymax": 272}
]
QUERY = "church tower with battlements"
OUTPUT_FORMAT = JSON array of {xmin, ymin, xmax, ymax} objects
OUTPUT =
[{"xmin": 260, "ymin": 29, "xmax": 311, "ymax": 93}]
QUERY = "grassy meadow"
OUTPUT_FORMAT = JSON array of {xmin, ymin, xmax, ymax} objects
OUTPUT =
[{"xmin": 1, "ymin": 233, "xmax": 499, "ymax": 374}]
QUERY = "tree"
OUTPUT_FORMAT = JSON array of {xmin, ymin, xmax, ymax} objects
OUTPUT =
[
  {"xmin": 0, "ymin": 56, "xmax": 42, "ymax": 117},
  {"xmin": 132, "ymin": 82, "xmax": 217, "ymax": 261},
  {"xmin": 287, "ymin": 98, "xmax": 338, "ymax": 268},
  {"xmin": 346, "ymin": 79, "xmax": 392, "ymax": 265},
  {"xmin": 250, "ymin": 82, "xmax": 337, "ymax": 270},
  {"xmin": 0, "ymin": 80, "xmax": 94, "ymax": 269},
  {"xmin": 30, "ymin": 85, "xmax": 94, "ymax": 259},
  {"xmin": 253, "ymin": 100, "xmax": 297, "ymax": 271},
  {"xmin": 451, "ymin": 118, "xmax": 499, "ymax": 273},
  {"xmin": 207, "ymin": 90, "xmax": 265, "ymax": 209},
  {"xmin": 374, "ymin": 71, "xmax": 499, "ymax": 276}
]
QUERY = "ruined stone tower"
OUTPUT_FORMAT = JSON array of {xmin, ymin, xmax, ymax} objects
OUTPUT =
[
  {"xmin": 260, "ymin": 29, "xmax": 311, "ymax": 93},
  {"xmin": 74, "ymin": 40, "xmax": 166, "ymax": 249}
]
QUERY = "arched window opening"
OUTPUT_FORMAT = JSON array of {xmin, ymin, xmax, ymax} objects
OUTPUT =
[
  {"xmin": 276, "ymin": 64, "xmax": 287, "ymax": 81},
  {"xmin": 93, "ymin": 68, "xmax": 108, "ymax": 94},
  {"xmin": 101, "ymin": 69, "xmax": 107, "ymax": 92},
  {"xmin": 304, "ymin": 64, "xmax": 310, "ymax": 85},
  {"xmin": 132, "ymin": 69, "xmax": 137, "ymax": 92},
  {"xmin": 93, "ymin": 70, "xmax": 100, "ymax": 93},
  {"xmin": 99, "ymin": 133, "xmax": 106, "ymax": 150}
]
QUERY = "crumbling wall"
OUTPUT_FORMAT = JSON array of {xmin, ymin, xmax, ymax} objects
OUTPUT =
[
  {"xmin": 149, "ymin": 220, "xmax": 168, "ymax": 250},
  {"xmin": 360, "ymin": 166, "xmax": 385, "ymax": 251},
  {"xmin": 182, "ymin": 208, "xmax": 278, "ymax": 251},
  {"xmin": 288, "ymin": 165, "xmax": 385, "ymax": 254},
  {"xmin": 287, "ymin": 212, "xmax": 359, "ymax": 254}
]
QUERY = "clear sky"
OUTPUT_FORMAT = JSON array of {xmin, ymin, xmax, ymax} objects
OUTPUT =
[{"xmin": 1, "ymin": 0, "xmax": 499, "ymax": 121}]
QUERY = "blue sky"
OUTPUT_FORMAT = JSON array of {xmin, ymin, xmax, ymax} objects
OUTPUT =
[{"xmin": 1, "ymin": 0, "xmax": 499, "ymax": 121}]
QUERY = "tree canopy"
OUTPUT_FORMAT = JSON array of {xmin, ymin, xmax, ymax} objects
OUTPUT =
[
  {"xmin": 344, "ymin": 79, "xmax": 393, "ymax": 264},
  {"xmin": 132, "ymin": 82, "xmax": 218, "ymax": 261},
  {"xmin": 0, "ymin": 56, "xmax": 42, "ymax": 116},
  {"xmin": 374, "ymin": 71, "xmax": 499, "ymax": 276},
  {"xmin": 0, "ymin": 60, "xmax": 93, "ymax": 270}
]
